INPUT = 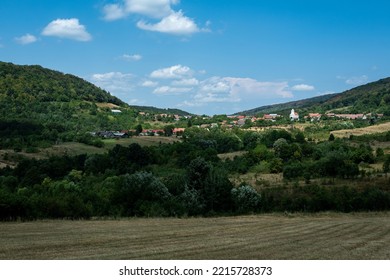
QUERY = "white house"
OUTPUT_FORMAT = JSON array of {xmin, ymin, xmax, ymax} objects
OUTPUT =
[{"xmin": 290, "ymin": 109, "xmax": 299, "ymax": 121}]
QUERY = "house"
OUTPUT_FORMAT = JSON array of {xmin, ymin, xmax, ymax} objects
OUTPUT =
[
  {"xmin": 111, "ymin": 109, "xmax": 122, "ymax": 114},
  {"xmin": 96, "ymin": 131, "xmax": 128, "ymax": 138},
  {"xmin": 263, "ymin": 114, "xmax": 280, "ymax": 121},
  {"xmin": 290, "ymin": 109, "xmax": 299, "ymax": 121},
  {"xmin": 308, "ymin": 113, "xmax": 322, "ymax": 121},
  {"xmin": 112, "ymin": 132, "xmax": 128, "ymax": 138},
  {"xmin": 173, "ymin": 128, "xmax": 185, "ymax": 136},
  {"xmin": 237, "ymin": 118, "xmax": 246, "ymax": 126}
]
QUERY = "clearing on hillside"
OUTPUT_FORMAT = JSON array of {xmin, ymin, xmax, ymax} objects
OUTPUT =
[
  {"xmin": 331, "ymin": 121, "xmax": 390, "ymax": 138},
  {"xmin": 1, "ymin": 213, "xmax": 389, "ymax": 260}
]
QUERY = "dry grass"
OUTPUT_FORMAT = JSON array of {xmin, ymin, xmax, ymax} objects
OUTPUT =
[
  {"xmin": 218, "ymin": 151, "xmax": 247, "ymax": 161},
  {"xmin": 230, "ymin": 172, "xmax": 284, "ymax": 189},
  {"xmin": 1, "ymin": 213, "xmax": 389, "ymax": 260},
  {"xmin": 331, "ymin": 122, "xmax": 390, "ymax": 138},
  {"xmin": 95, "ymin": 103, "xmax": 120, "ymax": 109},
  {"xmin": 103, "ymin": 136, "xmax": 181, "ymax": 149}
]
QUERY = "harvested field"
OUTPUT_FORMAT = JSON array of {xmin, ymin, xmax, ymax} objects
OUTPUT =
[
  {"xmin": 1, "ymin": 213, "xmax": 389, "ymax": 260},
  {"xmin": 331, "ymin": 122, "xmax": 390, "ymax": 138}
]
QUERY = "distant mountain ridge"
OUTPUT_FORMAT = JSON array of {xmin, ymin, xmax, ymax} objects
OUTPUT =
[{"xmin": 236, "ymin": 77, "xmax": 390, "ymax": 116}]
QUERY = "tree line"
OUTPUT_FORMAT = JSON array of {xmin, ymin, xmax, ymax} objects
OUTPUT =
[{"xmin": 1, "ymin": 128, "xmax": 390, "ymax": 220}]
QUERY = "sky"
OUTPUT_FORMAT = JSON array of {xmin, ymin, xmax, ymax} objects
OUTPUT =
[{"xmin": 1, "ymin": 0, "xmax": 390, "ymax": 115}]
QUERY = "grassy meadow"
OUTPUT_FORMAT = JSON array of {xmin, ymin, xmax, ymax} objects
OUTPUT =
[{"xmin": 1, "ymin": 213, "xmax": 389, "ymax": 260}]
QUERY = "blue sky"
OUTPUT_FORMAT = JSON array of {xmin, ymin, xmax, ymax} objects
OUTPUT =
[{"xmin": 1, "ymin": 0, "xmax": 390, "ymax": 115}]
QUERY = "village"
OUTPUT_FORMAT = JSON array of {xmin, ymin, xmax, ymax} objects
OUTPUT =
[{"xmin": 92, "ymin": 108, "xmax": 384, "ymax": 139}]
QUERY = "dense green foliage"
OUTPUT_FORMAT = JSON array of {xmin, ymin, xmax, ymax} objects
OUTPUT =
[
  {"xmin": 0, "ymin": 62, "xmax": 141, "ymax": 149},
  {"xmin": 0, "ymin": 62, "xmax": 124, "ymax": 105},
  {"xmin": 1, "ymin": 128, "xmax": 390, "ymax": 220}
]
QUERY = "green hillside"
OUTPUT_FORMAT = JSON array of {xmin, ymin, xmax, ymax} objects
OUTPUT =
[
  {"xmin": 237, "ymin": 77, "xmax": 390, "ymax": 116},
  {"xmin": 0, "ymin": 61, "xmax": 195, "ymax": 151},
  {"xmin": 0, "ymin": 62, "xmax": 133, "ymax": 150},
  {"xmin": 130, "ymin": 105, "xmax": 191, "ymax": 116},
  {"xmin": 0, "ymin": 61, "xmax": 124, "ymax": 105}
]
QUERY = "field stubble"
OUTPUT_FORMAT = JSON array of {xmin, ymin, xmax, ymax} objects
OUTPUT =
[{"xmin": 1, "ymin": 213, "xmax": 389, "ymax": 260}]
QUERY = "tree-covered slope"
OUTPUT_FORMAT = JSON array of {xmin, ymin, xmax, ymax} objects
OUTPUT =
[
  {"xmin": 0, "ymin": 62, "xmax": 136, "ymax": 149},
  {"xmin": 237, "ymin": 77, "xmax": 390, "ymax": 116},
  {"xmin": 0, "ymin": 61, "xmax": 124, "ymax": 105},
  {"xmin": 0, "ymin": 61, "xmax": 193, "ymax": 150}
]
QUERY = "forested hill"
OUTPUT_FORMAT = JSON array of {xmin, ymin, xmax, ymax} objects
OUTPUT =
[
  {"xmin": 0, "ymin": 61, "xmax": 133, "ymax": 150},
  {"xmin": 0, "ymin": 62, "xmax": 124, "ymax": 105},
  {"xmin": 0, "ymin": 61, "xmax": 124, "ymax": 105},
  {"xmin": 237, "ymin": 77, "xmax": 390, "ymax": 116},
  {"xmin": 0, "ymin": 61, "xmax": 192, "ymax": 150}
]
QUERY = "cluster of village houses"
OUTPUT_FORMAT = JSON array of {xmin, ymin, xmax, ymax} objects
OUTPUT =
[{"xmin": 92, "ymin": 109, "xmax": 383, "ymax": 139}]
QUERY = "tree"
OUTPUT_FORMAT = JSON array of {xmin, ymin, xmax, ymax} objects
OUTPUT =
[
  {"xmin": 187, "ymin": 118, "xmax": 192, "ymax": 128},
  {"xmin": 383, "ymin": 155, "xmax": 390, "ymax": 175},
  {"xmin": 118, "ymin": 172, "xmax": 171, "ymax": 216},
  {"xmin": 376, "ymin": 147, "xmax": 385, "ymax": 160},
  {"xmin": 295, "ymin": 131, "xmax": 306, "ymax": 143},
  {"xmin": 164, "ymin": 125, "xmax": 175, "ymax": 137},
  {"xmin": 231, "ymin": 185, "xmax": 261, "ymax": 213},
  {"xmin": 329, "ymin": 133, "xmax": 335, "ymax": 141},
  {"xmin": 135, "ymin": 124, "xmax": 143, "ymax": 135},
  {"xmin": 187, "ymin": 157, "xmax": 211, "ymax": 191}
]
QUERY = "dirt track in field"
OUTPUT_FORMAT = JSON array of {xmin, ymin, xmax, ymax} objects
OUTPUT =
[{"xmin": 1, "ymin": 213, "xmax": 389, "ymax": 260}]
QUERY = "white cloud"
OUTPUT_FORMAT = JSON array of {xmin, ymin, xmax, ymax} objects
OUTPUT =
[
  {"xmin": 345, "ymin": 75, "xmax": 369, "ymax": 86},
  {"xmin": 103, "ymin": 0, "xmax": 178, "ymax": 20},
  {"xmin": 153, "ymin": 86, "xmax": 192, "ymax": 95},
  {"xmin": 103, "ymin": 4, "xmax": 127, "ymax": 21},
  {"xmin": 150, "ymin": 64, "xmax": 193, "ymax": 79},
  {"xmin": 291, "ymin": 84, "xmax": 315, "ymax": 91},
  {"xmin": 120, "ymin": 54, "xmax": 142, "ymax": 61},
  {"xmin": 125, "ymin": 0, "xmax": 178, "ymax": 19},
  {"xmin": 15, "ymin": 34, "xmax": 37, "ymax": 45},
  {"xmin": 42, "ymin": 18, "xmax": 92, "ymax": 42},
  {"xmin": 172, "ymin": 78, "xmax": 199, "ymax": 86},
  {"xmin": 137, "ymin": 10, "xmax": 201, "ymax": 35},
  {"xmin": 103, "ymin": 0, "xmax": 206, "ymax": 35},
  {"xmin": 188, "ymin": 77, "xmax": 292, "ymax": 105},
  {"xmin": 141, "ymin": 80, "xmax": 159, "ymax": 87},
  {"xmin": 90, "ymin": 72, "xmax": 134, "ymax": 94}
]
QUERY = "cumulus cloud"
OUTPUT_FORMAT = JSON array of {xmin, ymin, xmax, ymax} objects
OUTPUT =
[
  {"xmin": 42, "ymin": 18, "xmax": 92, "ymax": 41},
  {"xmin": 90, "ymin": 72, "xmax": 134, "ymax": 94},
  {"xmin": 141, "ymin": 80, "xmax": 159, "ymax": 87},
  {"xmin": 187, "ymin": 77, "xmax": 292, "ymax": 105},
  {"xmin": 125, "ymin": 0, "xmax": 177, "ymax": 19},
  {"xmin": 172, "ymin": 78, "xmax": 199, "ymax": 86},
  {"xmin": 15, "ymin": 34, "xmax": 37, "ymax": 45},
  {"xmin": 103, "ymin": 0, "xmax": 178, "ymax": 20},
  {"xmin": 120, "ymin": 54, "xmax": 142, "ymax": 61},
  {"xmin": 103, "ymin": 0, "xmax": 205, "ymax": 35},
  {"xmin": 291, "ymin": 84, "xmax": 315, "ymax": 91},
  {"xmin": 150, "ymin": 64, "xmax": 193, "ymax": 79},
  {"xmin": 153, "ymin": 86, "xmax": 192, "ymax": 95},
  {"xmin": 137, "ymin": 10, "xmax": 201, "ymax": 35},
  {"xmin": 102, "ymin": 4, "xmax": 127, "ymax": 21}
]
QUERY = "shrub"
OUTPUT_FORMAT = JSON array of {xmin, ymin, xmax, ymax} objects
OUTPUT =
[{"xmin": 231, "ymin": 185, "xmax": 261, "ymax": 214}]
